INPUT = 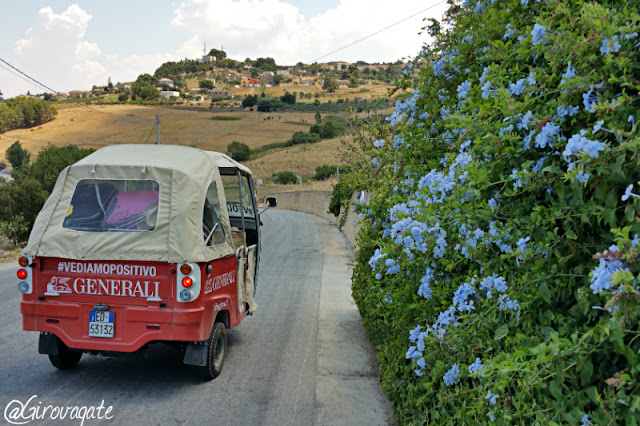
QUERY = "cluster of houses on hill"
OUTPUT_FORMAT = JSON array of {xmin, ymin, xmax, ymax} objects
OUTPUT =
[{"xmin": 11, "ymin": 53, "xmax": 402, "ymax": 102}]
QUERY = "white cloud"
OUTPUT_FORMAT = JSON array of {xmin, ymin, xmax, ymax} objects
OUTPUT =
[
  {"xmin": 9, "ymin": 5, "xmax": 105, "ymax": 95},
  {"xmin": 171, "ymin": 0, "xmax": 449, "ymax": 64},
  {"xmin": 3, "ymin": 1, "xmax": 449, "ymax": 98}
]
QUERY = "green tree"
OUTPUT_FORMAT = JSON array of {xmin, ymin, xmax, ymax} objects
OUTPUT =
[
  {"xmin": 6, "ymin": 141, "xmax": 30, "ymax": 170},
  {"xmin": 257, "ymin": 98, "xmax": 284, "ymax": 112},
  {"xmin": 315, "ymin": 111, "xmax": 322, "ymax": 124},
  {"xmin": 253, "ymin": 57, "xmax": 277, "ymax": 71},
  {"xmin": 199, "ymin": 79, "xmax": 214, "ymax": 90},
  {"xmin": 272, "ymin": 171, "xmax": 297, "ymax": 184},
  {"xmin": 242, "ymin": 94, "xmax": 258, "ymax": 108},
  {"xmin": 139, "ymin": 84, "xmax": 160, "ymax": 100},
  {"xmin": 227, "ymin": 141, "xmax": 251, "ymax": 161},
  {"xmin": 0, "ymin": 144, "xmax": 93, "ymax": 242},
  {"xmin": 136, "ymin": 73, "xmax": 157, "ymax": 86},
  {"xmin": 280, "ymin": 91, "xmax": 296, "ymax": 105},
  {"xmin": 322, "ymin": 76, "xmax": 339, "ymax": 93},
  {"xmin": 273, "ymin": 74, "xmax": 282, "ymax": 86},
  {"xmin": 207, "ymin": 48, "xmax": 227, "ymax": 59}
]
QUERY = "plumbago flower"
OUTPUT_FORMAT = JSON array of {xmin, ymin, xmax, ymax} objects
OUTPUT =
[{"xmin": 348, "ymin": 0, "xmax": 640, "ymax": 423}]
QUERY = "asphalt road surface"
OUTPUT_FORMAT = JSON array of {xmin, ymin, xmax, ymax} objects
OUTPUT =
[{"xmin": 0, "ymin": 209, "xmax": 393, "ymax": 425}]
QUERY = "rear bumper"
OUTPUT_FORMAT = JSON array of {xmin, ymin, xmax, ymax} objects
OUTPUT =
[{"xmin": 21, "ymin": 300, "xmax": 210, "ymax": 353}]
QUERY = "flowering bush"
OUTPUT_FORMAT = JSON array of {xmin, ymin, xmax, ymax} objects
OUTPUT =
[{"xmin": 340, "ymin": 0, "xmax": 640, "ymax": 423}]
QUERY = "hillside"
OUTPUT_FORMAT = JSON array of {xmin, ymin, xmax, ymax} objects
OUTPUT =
[{"xmin": 0, "ymin": 103, "xmax": 348, "ymax": 184}]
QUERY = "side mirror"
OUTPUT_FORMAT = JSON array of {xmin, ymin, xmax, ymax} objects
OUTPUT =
[{"xmin": 266, "ymin": 197, "xmax": 277, "ymax": 208}]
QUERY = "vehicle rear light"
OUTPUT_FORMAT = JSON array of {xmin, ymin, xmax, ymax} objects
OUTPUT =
[
  {"xmin": 180, "ymin": 289, "xmax": 191, "ymax": 301},
  {"xmin": 177, "ymin": 262, "xmax": 199, "ymax": 303},
  {"xmin": 17, "ymin": 255, "xmax": 33, "ymax": 294}
]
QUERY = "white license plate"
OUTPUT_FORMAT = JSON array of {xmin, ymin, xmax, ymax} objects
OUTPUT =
[{"xmin": 89, "ymin": 310, "xmax": 114, "ymax": 338}]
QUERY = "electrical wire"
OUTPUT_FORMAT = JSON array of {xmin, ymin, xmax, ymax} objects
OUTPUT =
[
  {"xmin": 0, "ymin": 62, "xmax": 39, "ymax": 89},
  {"xmin": 141, "ymin": 124, "xmax": 156, "ymax": 144},
  {"xmin": 0, "ymin": 56, "xmax": 153, "ymax": 121},
  {"xmin": 310, "ymin": 0, "xmax": 448, "ymax": 63}
]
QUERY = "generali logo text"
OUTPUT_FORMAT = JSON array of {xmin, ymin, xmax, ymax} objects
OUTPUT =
[{"xmin": 46, "ymin": 276, "xmax": 160, "ymax": 298}]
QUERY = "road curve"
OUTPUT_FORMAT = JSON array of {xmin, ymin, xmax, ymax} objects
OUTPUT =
[{"xmin": 0, "ymin": 209, "xmax": 394, "ymax": 425}]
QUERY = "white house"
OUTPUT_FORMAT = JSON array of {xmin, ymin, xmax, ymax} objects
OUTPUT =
[
  {"xmin": 160, "ymin": 90, "xmax": 180, "ymax": 99},
  {"xmin": 202, "ymin": 55, "xmax": 216, "ymax": 65},
  {"xmin": 158, "ymin": 78, "xmax": 174, "ymax": 87}
]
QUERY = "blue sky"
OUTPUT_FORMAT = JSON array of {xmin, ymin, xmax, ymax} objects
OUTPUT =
[{"xmin": 0, "ymin": 0, "xmax": 449, "ymax": 98}]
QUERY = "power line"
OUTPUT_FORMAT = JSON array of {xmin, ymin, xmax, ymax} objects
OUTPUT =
[
  {"xmin": 0, "ymin": 56, "xmax": 153, "ymax": 121},
  {"xmin": 0, "ymin": 57, "xmax": 58, "ymax": 94},
  {"xmin": 0, "ymin": 62, "xmax": 40, "ymax": 89},
  {"xmin": 310, "ymin": 0, "xmax": 448, "ymax": 63}
]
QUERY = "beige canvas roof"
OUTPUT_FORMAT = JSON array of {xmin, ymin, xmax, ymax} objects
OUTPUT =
[{"xmin": 24, "ymin": 144, "xmax": 251, "ymax": 263}]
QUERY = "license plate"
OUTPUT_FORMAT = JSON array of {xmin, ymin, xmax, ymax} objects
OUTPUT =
[{"xmin": 89, "ymin": 310, "xmax": 114, "ymax": 338}]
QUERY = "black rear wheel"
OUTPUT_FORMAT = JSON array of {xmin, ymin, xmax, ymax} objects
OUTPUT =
[
  {"xmin": 48, "ymin": 339, "xmax": 82, "ymax": 370},
  {"xmin": 201, "ymin": 322, "xmax": 227, "ymax": 379}
]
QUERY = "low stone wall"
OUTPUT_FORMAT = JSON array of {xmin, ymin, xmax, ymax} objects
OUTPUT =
[{"xmin": 263, "ymin": 190, "xmax": 359, "ymax": 248}]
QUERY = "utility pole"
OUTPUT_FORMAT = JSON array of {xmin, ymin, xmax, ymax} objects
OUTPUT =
[{"xmin": 155, "ymin": 114, "xmax": 160, "ymax": 144}]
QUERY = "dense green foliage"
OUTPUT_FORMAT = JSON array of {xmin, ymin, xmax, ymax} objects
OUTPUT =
[
  {"xmin": 154, "ymin": 59, "xmax": 210, "ymax": 79},
  {"xmin": 0, "ymin": 144, "xmax": 93, "ymax": 243},
  {"xmin": 0, "ymin": 98, "xmax": 57, "ymax": 132},
  {"xmin": 227, "ymin": 141, "xmax": 251, "ymax": 161},
  {"xmin": 207, "ymin": 48, "xmax": 227, "ymax": 59},
  {"xmin": 339, "ymin": 1, "xmax": 640, "ymax": 424},
  {"xmin": 272, "ymin": 170, "xmax": 297, "ymax": 185},
  {"xmin": 6, "ymin": 141, "xmax": 30, "ymax": 170},
  {"xmin": 285, "ymin": 131, "xmax": 321, "ymax": 147},
  {"xmin": 314, "ymin": 164, "xmax": 350, "ymax": 181},
  {"xmin": 280, "ymin": 91, "xmax": 296, "ymax": 105},
  {"xmin": 285, "ymin": 115, "xmax": 347, "ymax": 147},
  {"xmin": 257, "ymin": 97, "xmax": 285, "ymax": 112},
  {"xmin": 198, "ymin": 79, "xmax": 214, "ymax": 90},
  {"xmin": 242, "ymin": 94, "xmax": 258, "ymax": 108}
]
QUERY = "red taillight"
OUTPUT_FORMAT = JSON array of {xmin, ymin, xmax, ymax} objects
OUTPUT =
[
  {"xmin": 17, "ymin": 269, "xmax": 28, "ymax": 279},
  {"xmin": 180, "ymin": 264, "xmax": 192, "ymax": 275},
  {"xmin": 182, "ymin": 277, "xmax": 193, "ymax": 288},
  {"xmin": 18, "ymin": 256, "xmax": 29, "ymax": 267}
]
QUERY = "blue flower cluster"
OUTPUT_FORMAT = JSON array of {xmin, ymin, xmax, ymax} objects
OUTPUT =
[
  {"xmin": 468, "ymin": 357, "xmax": 484, "ymax": 375},
  {"xmin": 562, "ymin": 131, "xmax": 605, "ymax": 169},
  {"xmin": 531, "ymin": 24, "xmax": 547, "ymax": 46},
  {"xmin": 590, "ymin": 245, "xmax": 628, "ymax": 294},
  {"xmin": 443, "ymin": 363, "xmax": 461, "ymax": 386},
  {"xmin": 600, "ymin": 35, "xmax": 621, "ymax": 55}
]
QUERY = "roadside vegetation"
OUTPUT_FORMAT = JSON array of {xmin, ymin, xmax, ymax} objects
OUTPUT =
[
  {"xmin": 0, "ymin": 98, "xmax": 57, "ymax": 133},
  {"xmin": 335, "ymin": 1, "xmax": 640, "ymax": 423},
  {"xmin": 0, "ymin": 142, "xmax": 93, "ymax": 244}
]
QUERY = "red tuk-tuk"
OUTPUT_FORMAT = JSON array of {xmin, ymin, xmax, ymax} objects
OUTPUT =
[{"xmin": 17, "ymin": 144, "xmax": 261, "ymax": 379}]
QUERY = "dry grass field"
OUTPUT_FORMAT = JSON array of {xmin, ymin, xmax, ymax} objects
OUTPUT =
[{"xmin": 0, "ymin": 103, "xmax": 348, "ymax": 182}]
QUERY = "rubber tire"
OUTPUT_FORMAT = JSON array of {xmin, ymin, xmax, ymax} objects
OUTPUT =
[
  {"xmin": 48, "ymin": 340, "xmax": 82, "ymax": 370},
  {"xmin": 201, "ymin": 322, "xmax": 227, "ymax": 380}
]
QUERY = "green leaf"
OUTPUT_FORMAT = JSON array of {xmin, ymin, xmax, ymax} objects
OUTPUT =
[
  {"xmin": 566, "ymin": 229, "xmax": 577, "ymax": 240},
  {"xmin": 495, "ymin": 324, "xmax": 509, "ymax": 340},
  {"xmin": 580, "ymin": 360, "xmax": 593, "ymax": 386},
  {"xmin": 586, "ymin": 386, "xmax": 600, "ymax": 404},
  {"xmin": 539, "ymin": 281, "xmax": 551, "ymax": 303},
  {"xmin": 549, "ymin": 380, "xmax": 562, "ymax": 399},
  {"xmin": 553, "ymin": 180, "xmax": 565, "ymax": 199}
]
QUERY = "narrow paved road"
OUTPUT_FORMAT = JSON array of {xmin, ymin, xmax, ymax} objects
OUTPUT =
[{"xmin": 0, "ymin": 209, "xmax": 392, "ymax": 425}]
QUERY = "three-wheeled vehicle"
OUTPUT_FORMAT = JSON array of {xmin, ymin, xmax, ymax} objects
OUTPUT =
[{"xmin": 17, "ymin": 144, "xmax": 261, "ymax": 379}]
